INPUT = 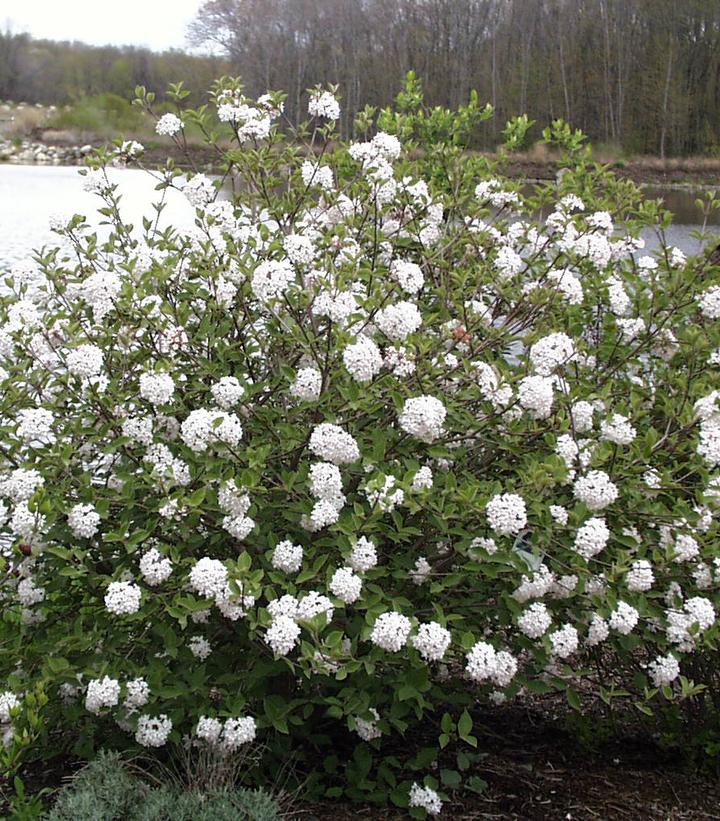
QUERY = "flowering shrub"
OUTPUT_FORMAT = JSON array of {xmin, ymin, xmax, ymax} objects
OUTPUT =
[{"xmin": 1, "ymin": 76, "xmax": 720, "ymax": 812}]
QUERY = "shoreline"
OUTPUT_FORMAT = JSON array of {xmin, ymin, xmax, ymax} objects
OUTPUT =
[{"xmin": 3, "ymin": 137, "xmax": 720, "ymax": 189}]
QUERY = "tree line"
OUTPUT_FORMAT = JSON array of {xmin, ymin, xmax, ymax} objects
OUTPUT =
[
  {"xmin": 2, "ymin": 0, "xmax": 720, "ymax": 156},
  {"xmin": 0, "ymin": 30, "xmax": 229, "ymax": 109},
  {"xmin": 189, "ymin": 0, "xmax": 720, "ymax": 156}
]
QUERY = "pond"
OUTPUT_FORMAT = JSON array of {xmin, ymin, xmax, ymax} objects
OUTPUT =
[
  {"xmin": 0, "ymin": 164, "xmax": 195, "ymax": 270},
  {"xmin": 0, "ymin": 164, "xmax": 718, "ymax": 269}
]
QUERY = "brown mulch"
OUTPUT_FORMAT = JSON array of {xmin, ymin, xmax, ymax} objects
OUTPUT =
[
  {"xmin": 9, "ymin": 701, "xmax": 720, "ymax": 820},
  {"xmin": 293, "ymin": 701, "xmax": 720, "ymax": 821}
]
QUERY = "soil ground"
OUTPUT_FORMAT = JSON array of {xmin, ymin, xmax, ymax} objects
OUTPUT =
[
  {"xmin": 9, "ymin": 699, "xmax": 720, "ymax": 820},
  {"xmin": 295, "ymin": 701, "xmax": 720, "ymax": 821}
]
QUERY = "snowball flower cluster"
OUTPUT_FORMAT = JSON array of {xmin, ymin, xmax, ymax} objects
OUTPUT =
[
  {"xmin": 67, "ymin": 503, "xmax": 100, "ymax": 538},
  {"xmin": 600, "ymin": 413, "xmax": 637, "ymax": 445},
  {"xmin": 271, "ymin": 539, "xmax": 304, "ymax": 574},
  {"xmin": 518, "ymin": 374, "xmax": 555, "ymax": 419},
  {"xmin": 211, "ymin": 376, "xmax": 244, "ymax": 409},
  {"xmin": 627, "ymin": 559, "xmax": 654, "ymax": 592},
  {"xmin": 155, "ymin": 113, "xmax": 183, "ymax": 136},
  {"xmin": 370, "ymin": 612, "xmax": 412, "ymax": 652},
  {"xmin": 573, "ymin": 470, "xmax": 619, "ymax": 511},
  {"xmin": 290, "ymin": 367, "xmax": 322, "ymax": 401},
  {"xmin": 517, "ymin": 602, "xmax": 552, "ymax": 638},
  {"xmin": 391, "ymin": 260, "xmax": 424, "ymax": 294},
  {"xmin": 85, "ymin": 676, "xmax": 120, "ymax": 714},
  {"xmin": 573, "ymin": 517, "xmax": 609, "ymax": 560},
  {"xmin": 648, "ymin": 654, "xmax": 680, "ymax": 688},
  {"xmin": 329, "ymin": 566, "xmax": 363, "ymax": 604},
  {"xmin": 189, "ymin": 557, "xmax": 228, "ymax": 599},
  {"xmin": 529, "ymin": 332, "xmax": 575, "ymax": 374},
  {"xmin": 343, "ymin": 335, "xmax": 382, "ymax": 383},
  {"xmin": 411, "ymin": 622, "xmax": 451, "ymax": 661},
  {"xmin": 251, "ymin": 259, "xmax": 295, "ymax": 302},
  {"xmin": 104, "ymin": 581, "xmax": 142, "ymax": 615},
  {"xmin": 349, "ymin": 536, "xmax": 377, "ymax": 572},
  {"xmin": 486, "ymin": 492, "xmax": 527, "ymax": 536},
  {"xmin": 308, "ymin": 89, "xmax": 340, "ymax": 120},
  {"xmin": 398, "ymin": 395, "xmax": 446, "ymax": 443},
  {"xmin": 180, "ymin": 408, "xmax": 243, "ymax": 452},
  {"xmin": 465, "ymin": 641, "xmax": 518, "ymax": 687},
  {"xmin": 66, "ymin": 344, "xmax": 103, "ymax": 377},
  {"xmin": 135, "ymin": 714, "xmax": 172, "ymax": 747},
  {"xmin": 375, "ymin": 300, "xmax": 422, "ymax": 340},
  {"xmin": 308, "ymin": 423, "xmax": 360, "ymax": 464},
  {"xmin": 547, "ymin": 623, "xmax": 578, "ymax": 658},
  {"xmin": 609, "ymin": 601, "xmax": 639, "ymax": 634},
  {"xmin": 139, "ymin": 372, "xmax": 175, "ymax": 406},
  {"xmin": 265, "ymin": 614, "xmax": 301, "ymax": 656},
  {"xmin": 139, "ymin": 548, "xmax": 173, "ymax": 586},
  {"xmin": 699, "ymin": 285, "xmax": 720, "ymax": 319}
]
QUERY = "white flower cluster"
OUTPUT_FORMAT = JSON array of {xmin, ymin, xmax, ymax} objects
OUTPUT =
[
  {"xmin": 308, "ymin": 89, "xmax": 340, "ymax": 121},
  {"xmin": 376, "ymin": 300, "xmax": 422, "ymax": 341},
  {"xmin": 529, "ymin": 332, "xmax": 575, "ymax": 375},
  {"xmin": 66, "ymin": 344, "xmax": 103, "ymax": 378},
  {"xmin": 600, "ymin": 413, "xmax": 636, "ymax": 445},
  {"xmin": 370, "ymin": 612, "xmax": 412, "ymax": 652},
  {"xmin": 391, "ymin": 260, "xmax": 424, "ymax": 294},
  {"xmin": 609, "ymin": 601, "xmax": 639, "ymax": 634},
  {"xmin": 573, "ymin": 517, "xmax": 609, "ymax": 560},
  {"xmin": 211, "ymin": 376, "xmax": 244, "ymax": 409},
  {"xmin": 343, "ymin": 335, "xmax": 382, "ymax": 383},
  {"xmin": 139, "ymin": 372, "xmax": 175, "ymax": 406},
  {"xmin": 626, "ymin": 559, "xmax": 654, "ymax": 592},
  {"xmin": 251, "ymin": 259, "xmax": 295, "ymax": 302},
  {"xmin": 398, "ymin": 395, "xmax": 446, "ymax": 443},
  {"xmin": 329, "ymin": 566, "xmax": 363, "ymax": 604},
  {"xmin": 699, "ymin": 285, "xmax": 720, "ymax": 319},
  {"xmin": 411, "ymin": 621, "xmax": 451, "ymax": 661},
  {"xmin": 135, "ymin": 714, "xmax": 172, "ymax": 747},
  {"xmin": 219, "ymin": 480, "xmax": 255, "ymax": 541},
  {"xmin": 85, "ymin": 676, "xmax": 120, "ymax": 714},
  {"xmin": 517, "ymin": 602, "xmax": 552, "ymax": 638},
  {"xmin": 573, "ymin": 470, "xmax": 618, "ymax": 511},
  {"xmin": 196, "ymin": 715, "xmax": 257, "ymax": 750},
  {"xmin": 465, "ymin": 641, "xmax": 517, "ymax": 687},
  {"xmin": 139, "ymin": 548, "xmax": 172, "ymax": 586},
  {"xmin": 355, "ymin": 708, "xmax": 382, "ymax": 741},
  {"xmin": 271, "ymin": 539, "xmax": 304, "ymax": 574},
  {"xmin": 349, "ymin": 536, "xmax": 378, "ymax": 572},
  {"xmin": 409, "ymin": 783, "xmax": 443, "ymax": 816},
  {"xmin": 308, "ymin": 423, "xmax": 360, "ymax": 465},
  {"xmin": 648, "ymin": 654, "xmax": 680, "ymax": 688},
  {"xmin": 486, "ymin": 492, "xmax": 527, "ymax": 536},
  {"xmin": 104, "ymin": 581, "xmax": 142, "ymax": 615},
  {"xmin": 290, "ymin": 367, "xmax": 322, "ymax": 401},
  {"xmin": 180, "ymin": 409, "xmax": 243, "ymax": 452},
  {"xmin": 155, "ymin": 113, "xmax": 183, "ymax": 136},
  {"xmin": 67, "ymin": 502, "xmax": 100, "ymax": 538}
]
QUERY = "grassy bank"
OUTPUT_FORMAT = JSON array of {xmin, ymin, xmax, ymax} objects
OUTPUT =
[{"xmin": 4, "ymin": 97, "xmax": 720, "ymax": 185}]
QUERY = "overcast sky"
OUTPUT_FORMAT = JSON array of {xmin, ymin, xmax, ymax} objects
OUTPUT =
[{"xmin": 4, "ymin": 0, "xmax": 206, "ymax": 51}]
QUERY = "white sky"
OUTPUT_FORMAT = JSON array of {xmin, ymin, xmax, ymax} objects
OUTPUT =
[{"xmin": 3, "ymin": 0, "xmax": 206, "ymax": 52}]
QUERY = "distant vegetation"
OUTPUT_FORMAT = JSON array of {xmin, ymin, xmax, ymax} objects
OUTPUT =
[
  {"xmin": 3, "ymin": 1, "xmax": 720, "ymax": 157},
  {"xmin": 0, "ymin": 30, "xmax": 230, "ymax": 109}
]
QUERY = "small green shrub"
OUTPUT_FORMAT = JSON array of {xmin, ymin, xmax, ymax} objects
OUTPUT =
[
  {"xmin": 46, "ymin": 751, "xmax": 280, "ymax": 821},
  {"xmin": 45, "ymin": 93, "xmax": 144, "ymax": 136}
]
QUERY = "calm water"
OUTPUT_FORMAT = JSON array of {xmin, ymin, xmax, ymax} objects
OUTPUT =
[
  {"xmin": 0, "ymin": 164, "xmax": 717, "ymax": 269},
  {"xmin": 0, "ymin": 165, "xmax": 195, "ymax": 270}
]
